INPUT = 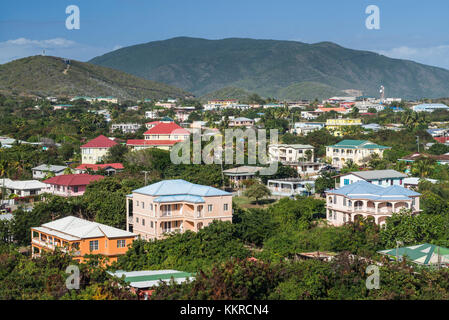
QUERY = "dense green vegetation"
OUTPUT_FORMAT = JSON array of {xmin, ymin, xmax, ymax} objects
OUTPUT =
[
  {"xmin": 90, "ymin": 36, "xmax": 449, "ymax": 99},
  {"xmin": 0, "ymin": 55, "xmax": 189, "ymax": 100}
]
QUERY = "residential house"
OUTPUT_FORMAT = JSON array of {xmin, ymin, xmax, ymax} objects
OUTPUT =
[
  {"xmin": 403, "ymin": 177, "xmax": 438, "ymax": 190},
  {"xmin": 53, "ymin": 104, "xmax": 73, "ymax": 110},
  {"xmin": 284, "ymin": 162, "xmax": 326, "ymax": 177},
  {"xmin": 43, "ymin": 174, "xmax": 104, "ymax": 197},
  {"xmin": 223, "ymin": 166, "xmax": 265, "ymax": 187},
  {"xmin": 267, "ymin": 178, "xmax": 315, "ymax": 197},
  {"xmin": 228, "ymin": 117, "xmax": 255, "ymax": 128},
  {"xmin": 75, "ymin": 163, "xmax": 124, "ymax": 175},
  {"xmin": 325, "ymin": 118, "xmax": 362, "ymax": 136},
  {"xmin": 110, "ymin": 123, "xmax": 142, "ymax": 134},
  {"xmin": 290, "ymin": 122, "xmax": 325, "ymax": 135},
  {"xmin": 127, "ymin": 119, "xmax": 190, "ymax": 151},
  {"xmin": 338, "ymin": 170, "xmax": 408, "ymax": 188},
  {"xmin": 398, "ymin": 152, "xmax": 449, "ymax": 165},
  {"xmin": 31, "ymin": 216, "xmax": 136, "ymax": 263},
  {"xmin": 0, "ymin": 179, "xmax": 47, "ymax": 197},
  {"xmin": 145, "ymin": 110, "xmax": 160, "ymax": 119},
  {"xmin": 32, "ymin": 164, "xmax": 68, "ymax": 179},
  {"xmin": 326, "ymin": 140, "xmax": 390, "ymax": 168},
  {"xmin": 325, "ymin": 180, "xmax": 421, "ymax": 226},
  {"xmin": 126, "ymin": 180, "xmax": 233, "ymax": 240},
  {"xmin": 268, "ymin": 144, "xmax": 315, "ymax": 163},
  {"xmin": 80, "ymin": 135, "xmax": 118, "ymax": 164}
]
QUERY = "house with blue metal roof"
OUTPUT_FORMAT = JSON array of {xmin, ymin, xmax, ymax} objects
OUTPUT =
[
  {"xmin": 325, "ymin": 180, "xmax": 421, "ymax": 226},
  {"xmin": 126, "ymin": 180, "xmax": 233, "ymax": 240},
  {"xmin": 326, "ymin": 140, "xmax": 390, "ymax": 168}
]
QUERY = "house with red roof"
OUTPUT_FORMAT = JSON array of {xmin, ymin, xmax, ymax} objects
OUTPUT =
[
  {"xmin": 75, "ymin": 163, "xmax": 124, "ymax": 175},
  {"xmin": 43, "ymin": 174, "xmax": 104, "ymax": 197},
  {"xmin": 80, "ymin": 135, "xmax": 118, "ymax": 164},
  {"xmin": 127, "ymin": 119, "xmax": 190, "ymax": 151}
]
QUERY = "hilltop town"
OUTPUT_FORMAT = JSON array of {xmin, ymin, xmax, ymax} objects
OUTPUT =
[{"xmin": 2, "ymin": 90, "xmax": 449, "ymax": 300}]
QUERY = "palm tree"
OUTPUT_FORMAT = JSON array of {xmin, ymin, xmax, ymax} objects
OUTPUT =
[
  {"xmin": 412, "ymin": 158, "xmax": 435, "ymax": 178},
  {"xmin": 0, "ymin": 160, "xmax": 8, "ymax": 201}
]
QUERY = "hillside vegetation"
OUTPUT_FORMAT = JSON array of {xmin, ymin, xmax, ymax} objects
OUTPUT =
[
  {"xmin": 90, "ymin": 37, "xmax": 449, "ymax": 99},
  {"xmin": 0, "ymin": 55, "xmax": 190, "ymax": 100}
]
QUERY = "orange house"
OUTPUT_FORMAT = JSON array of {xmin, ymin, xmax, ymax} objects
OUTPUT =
[{"xmin": 31, "ymin": 216, "xmax": 136, "ymax": 264}]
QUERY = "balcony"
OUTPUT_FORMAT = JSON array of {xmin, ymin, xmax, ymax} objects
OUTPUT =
[{"xmin": 162, "ymin": 228, "xmax": 181, "ymax": 234}]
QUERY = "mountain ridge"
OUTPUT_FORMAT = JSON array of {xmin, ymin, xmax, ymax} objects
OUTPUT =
[{"xmin": 89, "ymin": 36, "xmax": 449, "ymax": 99}]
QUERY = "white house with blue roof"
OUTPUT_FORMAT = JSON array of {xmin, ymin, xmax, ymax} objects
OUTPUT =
[
  {"xmin": 325, "ymin": 180, "xmax": 420, "ymax": 226},
  {"xmin": 126, "ymin": 179, "xmax": 233, "ymax": 240}
]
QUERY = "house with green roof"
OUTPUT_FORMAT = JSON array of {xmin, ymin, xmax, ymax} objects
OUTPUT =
[{"xmin": 326, "ymin": 140, "xmax": 390, "ymax": 168}]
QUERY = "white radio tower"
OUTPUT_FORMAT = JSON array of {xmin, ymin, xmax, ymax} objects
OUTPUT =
[{"xmin": 379, "ymin": 85, "xmax": 385, "ymax": 103}]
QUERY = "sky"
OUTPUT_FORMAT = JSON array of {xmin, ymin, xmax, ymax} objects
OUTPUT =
[{"xmin": 1, "ymin": 0, "xmax": 449, "ymax": 69}]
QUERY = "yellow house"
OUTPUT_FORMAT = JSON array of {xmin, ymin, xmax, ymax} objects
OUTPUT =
[
  {"xmin": 326, "ymin": 118, "xmax": 362, "ymax": 136},
  {"xmin": 80, "ymin": 135, "xmax": 118, "ymax": 164}
]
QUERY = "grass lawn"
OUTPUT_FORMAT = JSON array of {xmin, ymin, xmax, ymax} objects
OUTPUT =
[{"xmin": 233, "ymin": 196, "xmax": 277, "ymax": 209}]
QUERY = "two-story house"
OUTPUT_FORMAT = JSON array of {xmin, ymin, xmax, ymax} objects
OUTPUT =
[
  {"xmin": 325, "ymin": 118, "xmax": 362, "ymax": 136},
  {"xmin": 127, "ymin": 119, "xmax": 190, "ymax": 151},
  {"xmin": 326, "ymin": 140, "xmax": 390, "ymax": 168},
  {"xmin": 31, "ymin": 216, "xmax": 136, "ymax": 263},
  {"xmin": 325, "ymin": 180, "xmax": 421, "ymax": 226},
  {"xmin": 80, "ymin": 135, "xmax": 118, "ymax": 164},
  {"xmin": 268, "ymin": 144, "xmax": 315, "ymax": 163},
  {"xmin": 126, "ymin": 179, "xmax": 233, "ymax": 240}
]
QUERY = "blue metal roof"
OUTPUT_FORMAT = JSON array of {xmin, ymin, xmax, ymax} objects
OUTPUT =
[
  {"xmin": 327, "ymin": 180, "xmax": 420, "ymax": 200},
  {"xmin": 154, "ymin": 194, "xmax": 205, "ymax": 203},
  {"xmin": 133, "ymin": 179, "xmax": 230, "ymax": 197}
]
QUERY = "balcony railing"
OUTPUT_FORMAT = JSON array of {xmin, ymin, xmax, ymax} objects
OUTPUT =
[{"xmin": 162, "ymin": 228, "xmax": 181, "ymax": 234}]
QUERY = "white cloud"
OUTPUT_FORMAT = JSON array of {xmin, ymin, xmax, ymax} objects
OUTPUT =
[
  {"xmin": 378, "ymin": 45, "xmax": 449, "ymax": 70},
  {"xmin": 0, "ymin": 38, "xmax": 118, "ymax": 64}
]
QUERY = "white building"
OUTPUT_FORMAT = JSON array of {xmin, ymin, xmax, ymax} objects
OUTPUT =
[
  {"xmin": 267, "ymin": 178, "xmax": 315, "ymax": 197},
  {"xmin": 110, "ymin": 123, "xmax": 142, "ymax": 134},
  {"xmin": 269, "ymin": 144, "xmax": 315, "ymax": 163},
  {"xmin": 0, "ymin": 179, "xmax": 47, "ymax": 197},
  {"xmin": 338, "ymin": 170, "xmax": 408, "ymax": 188},
  {"xmin": 32, "ymin": 164, "xmax": 68, "ymax": 179}
]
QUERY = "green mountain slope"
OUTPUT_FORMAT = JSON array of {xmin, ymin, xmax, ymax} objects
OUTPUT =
[
  {"xmin": 0, "ymin": 55, "xmax": 190, "ymax": 100},
  {"xmin": 89, "ymin": 37, "xmax": 449, "ymax": 99}
]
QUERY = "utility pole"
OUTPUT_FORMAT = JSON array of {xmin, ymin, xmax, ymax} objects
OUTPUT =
[{"xmin": 141, "ymin": 170, "xmax": 150, "ymax": 185}]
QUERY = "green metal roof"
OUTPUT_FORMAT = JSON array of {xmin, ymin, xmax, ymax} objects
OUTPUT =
[
  {"xmin": 329, "ymin": 140, "xmax": 390, "ymax": 150},
  {"xmin": 378, "ymin": 243, "xmax": 449, "ymax": 266}
]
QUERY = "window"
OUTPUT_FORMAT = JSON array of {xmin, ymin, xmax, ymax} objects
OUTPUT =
[
  {"xmin": 344, "ymin": 179, "xmax": 350, "ymax": 185},
  {"xmin": 136, "ymin": 201, "xmax": 139, "ymax": 207},
  {"xmin": 142, "ymin": 202, "xmax": 145, "ymax": 209},
  {"xmin": 224, "ymin": 203, "xmax": 228, "ymax": 211},
  {"xmin": 150, "ymin": 204, "xmax": 153, "ymax": 210},
  {"xmin": 151, "ymin": 221, "xmax": 154, "ymax": 228},
  {"xmin": 74, "ymin": 186, "xmax": 78, "ymax": 193},
  {"xmin": 142, "ymin": 219, "xmax": 145, "ymax": 226},
  {"xmin": 117, "ymin": 240, "xmax": 126, "ymax": 248},
  {"xmin": 136, "ymin": 217, "xmax": 139, "ymax": 223},
  {"xmin": 343, "ymin": 198, "xmax": 346, "ymax": 206},
  {"xmin": 208, "ymin": 204, "xmax": 213, "ymax": 212},
  {"xmin": 89, "ymin": 240, "xmax": 99, "ymax": 251}
]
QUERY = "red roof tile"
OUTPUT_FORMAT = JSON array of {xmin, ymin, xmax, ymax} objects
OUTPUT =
[
  {"xmin": 143, "ymin": 122, "xmax": 190, "ymax": 135},
  {"xmin": 81, "ymin": 135, "xmax": 118, "ymax": 148},
  {"xmin": 75, "ymin": 163, "xmax": 124, "ymax": 171},
  {"xmin": 126, "ymin": 139, "xmax": 182, "ymax": 146},
  {"xmin": 43, "ymin": 174, "xmax": 104, "ymax": 186}
]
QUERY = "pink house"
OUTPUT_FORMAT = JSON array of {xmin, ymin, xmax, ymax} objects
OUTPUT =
[
  {"xmin": 126, "ymin": 179, "xmax": 233, "ymax": 240},
  {"xmin": 43, "ymin": 174, "xmax": 104, "ymax": 197}
]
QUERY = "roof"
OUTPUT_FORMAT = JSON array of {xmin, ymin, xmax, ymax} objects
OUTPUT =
[
  {"xmin": 270, "ymin": 144, "xmax": 314, "ymax": 149},
  {"xmin": 143, "ymin": 122, "xmax": 190, "ymax": 135},
  {"xmin": 108, "ymin": 270, "xmax": 194, "ymax": 288},
  {"xmin": 344, "ymin": 170, "xmax": 407, "ymax": 180},
  {"xmin": 34, "ymin": 216, "xmax": 135, "ymax": 240},
  {"xmin": 403, "ymin": 177, "xmax": 438, "ymax": 185},
  {"xmin": 126, "ymin": 139, "xmax": 182, "ymax": 146},
  {"xmin": 32, "ymin": 164, "xmax": 68, "ymax": 172},
  {"xmin": 0, "ymin": 214, "xmax": 13, "ymax": 221},
  {"xmin": 222, "ymin": 166, "xmax": 265, "ymax": 175},
  {"xmin": 413, "ymin": 103, "xmax": 449, "ymax": 110},
  {"xmin": 81, "ymin": 135, "xmax": 117, "ymax": 148},
  {"xmin": 399, "ymin": 152, "xmax": 449, "ymax": 162},
  {"xmin": 231, "ymin": 117, "xmax": 254, "ymax": 122},
  {"xmin": 329, "ymin": 140, "xmax": 390, "ymax": 150},
  {"xmin": 43, "ymin": 174, "xmax": 104, "ymax": 186},
  {"xmin": 0, "ymin": 179, "xmax": 47, "ymax": 190},
  {"xmin": 133, "ymin": 179, "xmax": 230, "ymax": 197},
  {"xmin": 75, "ymin": 163, "xmax": 124, "ymax": 171},
  {"xmin": 378, "ymin": 243, "xmax": 449, "ymax": 266},
  {"xmin": 326, "ymin": 180, "xmax": 420, "ymax": 201}
]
